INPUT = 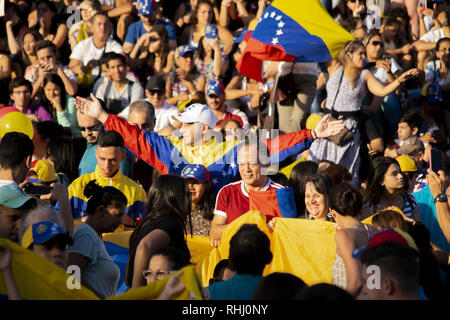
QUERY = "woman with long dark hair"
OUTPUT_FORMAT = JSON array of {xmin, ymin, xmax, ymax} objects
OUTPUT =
[
  {"xmin": 363, "ymin": 156, "xmax": 418, "ymax": 220},
  {"xmin": 40, "ymin": 73, "xmax": 77, "ymax": 131},
  {"xmin": 181, "ymin": 164, "xmax": 215, "ymax": 237},
  {"xmin": 44, "ymin": 135, "xmax": 77, "ymax": 186},
  {"xmin": 195, "ymin": 31, "xmax": 228, "ymax": 82},
  {"xmin": 129, "ymin": 25, "xmax": 174, "ymax": 80},
  {"xmin": 127, "ymin": 174, "xmax": 192, "ymax": 288},
  {"xmin": 179, "ymin": 0, "xmax": 233, "ymax": 54}
]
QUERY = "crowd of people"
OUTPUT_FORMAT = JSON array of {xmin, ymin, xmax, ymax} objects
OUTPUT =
[{"xmin": 0, "ymin": 0, "xmax": 449, "ymax": 301}]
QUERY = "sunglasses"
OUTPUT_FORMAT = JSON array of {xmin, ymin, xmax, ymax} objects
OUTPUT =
[
  {"xmin": 148, "ymin": 90, "xmax": 165, "ymax": 96},
  {"xmin": 78, "ymin": 124, "xmax": 102, "ymax": 132},
  {"xmin": 149, "ymin": 37, "xmax": 161, "ymax": 43},
  {"xmin": 370, "ymin": 41, "xmax": 383, "ymax": 46}
]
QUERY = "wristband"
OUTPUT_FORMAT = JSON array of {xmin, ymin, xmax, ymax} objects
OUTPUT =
[{"xmin": 311, "ymin": 129, "xmax": 317, "ymax": 140}]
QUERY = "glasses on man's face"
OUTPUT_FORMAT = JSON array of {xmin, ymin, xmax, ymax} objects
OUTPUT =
[
  {"xmin": 78, "ymin": 124, "xmax": 102, "ymax": 132},
  {"xmin": 149, "ymin": 90, "xmax": 165, "ymax": 96},
  {"xmin": 142, "ymin": 269, "xmax": 174, "ymax": 280},
  {"xmin": 149, "ymin": 37, "xmax": 161, "ymax": 43}
]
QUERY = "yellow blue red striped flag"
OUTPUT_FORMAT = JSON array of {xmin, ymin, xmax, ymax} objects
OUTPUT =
[{"xmin": 237, "ymin": 0, "xmax": 355, "ymax": 81}]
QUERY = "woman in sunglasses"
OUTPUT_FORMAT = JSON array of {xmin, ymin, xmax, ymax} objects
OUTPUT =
[
  {"xmin": 129, "ymin": 25, "xmax": 174, "ymax": 80},
  {"xmin": 362, "ymin": 30, "xmax": 404, "ymax": 141}
]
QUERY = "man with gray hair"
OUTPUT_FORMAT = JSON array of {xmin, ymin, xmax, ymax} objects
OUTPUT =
[
  {"xmin": 126, "ymin": 100, "xmax": 156, "ymax": 192},
  {"xmin": 127, "ymin": 100, "xmax": 156, "ymax": 132}
]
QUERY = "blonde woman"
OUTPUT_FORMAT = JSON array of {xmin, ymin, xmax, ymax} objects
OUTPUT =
[{"xmin": 308, "ymin": 40, "xmax": 419, "ymax": 187}]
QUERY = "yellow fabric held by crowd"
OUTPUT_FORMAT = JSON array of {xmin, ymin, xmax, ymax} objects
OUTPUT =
[
  {"xmin": 191, "ymin": 211, "xmax": 338, "ymax": 287},
  {"xmin": 99, "ymin": 211, "xmax": 340, "ymax": 288},
  {"xmin": 0, "ymin": 239, "xmax": 98, "ymax": 300}
]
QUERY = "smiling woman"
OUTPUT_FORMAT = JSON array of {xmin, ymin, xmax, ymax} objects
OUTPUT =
[
  {"xmin": 362, "ymin": 156, "xmax": 418, "ymax": 220},
  {"xmin": 303, "ymin": 174, "xmax": 334, "ymax": 221}
]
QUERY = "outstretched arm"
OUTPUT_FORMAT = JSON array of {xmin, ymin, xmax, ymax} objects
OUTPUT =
[
  {"xmin": 366, "ymin": 68, "xmax": 419, "ymax": 97},
  {"xmin": 264, "ymin": 114, "xmax": 346, "ymax": 163},
  {"xmin": 75, "ymin": 94, "xmax": 175, "ymax": 175}
]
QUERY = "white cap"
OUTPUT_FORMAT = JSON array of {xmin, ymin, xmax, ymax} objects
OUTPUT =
[{"xmin": 175, "ymin": 104, "xmax": 218, "ymax": 128}]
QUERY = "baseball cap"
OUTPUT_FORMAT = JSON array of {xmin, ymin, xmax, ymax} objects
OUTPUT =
[
  {"xmin": 137, "ymin": 0, "xmax": 154, "ymax": 16},
  {"xmin": 0, "ymin": 184, "xmax": 34, "ymax": 209},
  {"xmin": 421, "ymin": 82, "xmax": 444, "ymax": 104},
  {"xmin": 233, "ymin": 28, "xmax": 250, "ymax": 43},
  {"xmin": 29, "ymin": 160, "xmax": 57, "ymax": 183},
  {"xmin": 204, "ymin": 24, "xmax": 219, "ymax": 39},
  {"xmin": 352, "ymin": 228, "xmax": 418, "ymax": 259},
  {"xmin": 175, "ymin": 103, "xmax": 218, "ymax": 128},
  {"xmin": 396, "ymin": 136, "xmax": 425, "ymax": 156},
  {"xmin": 181, "ymin": 164, "xmax": 210, "ymax": 183},
  {"xmin": 146, "ymin": 76, "xmax": 166, "ymax": 92},
  {"xmin": 175, "ymin": 45, "xmax": 195, "ymax": 59},
  {"xmin": 21, "ymin": 221, "xmax": 73, "ymax": 249},
  {"xmin": 206, "ymin": 80, "xmax": 224, "ymax": 96},
  {"xmin": 396, "ymin": 155, "xmax": 418, "ymax": 172}
]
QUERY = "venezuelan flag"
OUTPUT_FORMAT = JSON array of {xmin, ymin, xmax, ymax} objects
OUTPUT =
[
  {"xmin": 249, "ymin": 187, "xmax": 297, "ymax": 219},
  {"xmin": 237, "ymin": 0, "xmax": 354, "ymax": 81}
]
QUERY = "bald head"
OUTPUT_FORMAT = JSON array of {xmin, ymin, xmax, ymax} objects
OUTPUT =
[{"xmin": 77, "ymin": 110, "xmax": 103, "ymax": 144}]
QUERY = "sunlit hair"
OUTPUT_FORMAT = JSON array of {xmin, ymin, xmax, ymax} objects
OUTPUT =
[{"xmin": 338, "ymin": 40, "xmax": 365, "ymax": 66}]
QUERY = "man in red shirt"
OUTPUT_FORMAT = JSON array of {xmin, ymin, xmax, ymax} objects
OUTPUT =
[
  {"xmin": 206, "ymin": 80, "xmax": 250, "ymax": 134},
  {"xmin": 210, "ymin": 140, "xmax": 284, "ymax": 247}
]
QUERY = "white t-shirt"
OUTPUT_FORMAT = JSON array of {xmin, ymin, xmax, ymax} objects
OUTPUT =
[
  {"xmin": 70, "ymin": 37, "xmax": 124, "ymax": 77},
  {"xmin": 154, "ymin": 102, "xmax": 179, "ymax": 132},
  {"xmin": 420, "ymin": 28, "xmax": 445, "ymax": 43},
  {"xmin": 371, "ymin": 58, "xmax": 403, "ymax": 84},
  {"xmin": 423, "ymin": 16, "xmax": 435, "ymax": 33},
  {"xmin": 95, "ymin": 80, "xmax": 144, "ymax": 114},
  {"xmin": 119, "ymin": 100, "xmax": 179, "ymax": 133}
]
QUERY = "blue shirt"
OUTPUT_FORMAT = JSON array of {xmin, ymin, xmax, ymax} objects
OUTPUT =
[
  {"xmin": 208, "ymin": 274, "xmax": 263, "ymax": 300},
  {"xmin": 413, "ymin": 186, "xmax": 450, "ymax": 253},
  {"xmin": 124, "ymin": 19, "xmax": 176, "ymax": 44},
  {"xmin": 78, "ymin": 143, "xmax": 135, "ymax": 179}
]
